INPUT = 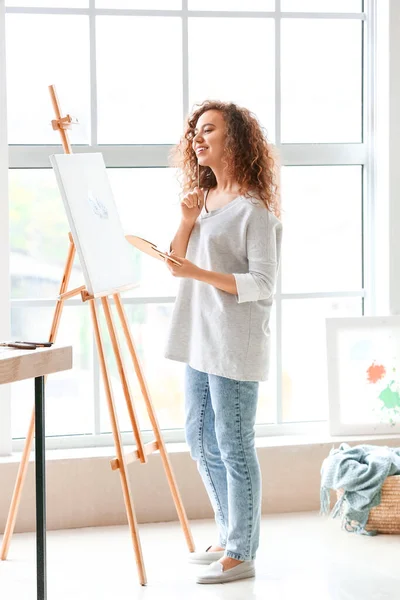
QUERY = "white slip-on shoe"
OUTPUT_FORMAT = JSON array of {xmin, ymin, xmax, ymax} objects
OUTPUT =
[
  {"xmin": 188, "ymin": 546, "xmax": 225, "ymax": 565},
  {"xmin": 196, "ymin": 560, "xmax": 255, "ymax": 584}
]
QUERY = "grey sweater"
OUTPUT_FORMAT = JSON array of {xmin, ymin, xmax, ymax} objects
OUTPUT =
[{"xmin": 164, "ymin": 195, "xmax": 282, "ymax": 381}]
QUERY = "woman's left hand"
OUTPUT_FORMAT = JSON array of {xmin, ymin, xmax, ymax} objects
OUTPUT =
[{"xmin": 164, "ymin": 252, "xmax": 201, "ymax": 279}]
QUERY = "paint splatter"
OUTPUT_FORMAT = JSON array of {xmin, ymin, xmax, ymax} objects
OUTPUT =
[
  {"xmin": 350, "ymin": 340, "xmax": 373, "ymax": 360},
  {"xmin": 379, "ymin": 384, "xmax": 400, "ymax": 410},
  {"xmin": 366, "ymin": 362, "xmax": 386, "ymax": 384}
]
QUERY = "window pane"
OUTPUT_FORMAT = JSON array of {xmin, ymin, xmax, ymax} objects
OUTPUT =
[
  {"xmin": 282, "ymin": 0, "xmax": 361, "ymax": 11},
  {"xmin": 281, "ymin": 19, "xmax": 362, "ymax": 142},
  {"xmin": 281, "ymin": 166, "xmax": 362, "ymax": 294},
  {"xmin": 9, "ymin": 169, "xmax": 84, "ymax": 299},
  {"xmin": 282, "ymin": 297, "xmax": 362, "ymax": 423},
  {"xmin": 189, "ymin": 18, "xmax": 275, "ymax": 140},
  {"xmin": 11, "ymin": 305, "xmax": 93, "ymax": 438},
  {"xmin": 6, "ymin": 15, "xmax": 90, "ymax": 144},
  {"xmin": 9, "ymin": 167, "xmax": 181, "ymax": 301},
  {"xmin": 189, "ymin": 0, "xmax": 274, "ymax": 9},
  {"xmin": 256, "ymin": 305, "xmax": 277, "ymax": 424},
  {"xmin": 6, "ymin": 1, "xmax": 88, "ymax": 5},
  {"xmin": 99, "ymin": 303, "xmax": 185, "ymax": 433},
  {"xmin": 96, "ymin": 0, "xmax": 181, "ymax": 7},
  {"xmin": 106, "ymin": 167, "xmax": 181, "ymax": 297},
  {"xmin": 96, "ymin": 17, "xmax": 183, "ymax": 144}
]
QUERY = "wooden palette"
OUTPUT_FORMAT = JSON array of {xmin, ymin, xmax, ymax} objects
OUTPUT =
[{"xmin": 126, "ymin": 235, "xmax": 182, "ymax": 266}]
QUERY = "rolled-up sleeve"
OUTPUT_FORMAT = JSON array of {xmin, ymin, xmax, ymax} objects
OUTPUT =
[{"xmin": 233, "ymin": 211, "xmax": 282, "ymax": 304}]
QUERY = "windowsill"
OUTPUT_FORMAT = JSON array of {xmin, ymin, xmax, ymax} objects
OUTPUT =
[{"xmin": 1, "ymin": 432, "xmax": 399, "ymax": 465}]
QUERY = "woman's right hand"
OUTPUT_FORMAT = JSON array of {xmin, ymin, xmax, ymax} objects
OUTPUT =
[{"xmin": 180, "ymin": 187, "xmax": 205, "ymax": 225}]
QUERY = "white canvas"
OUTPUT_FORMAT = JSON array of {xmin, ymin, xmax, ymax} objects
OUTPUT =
[
  {"xmin": 326, "ymin": 316, "xmax": 400, "ymax": 436},
  {"xmin": 50, "ymin": 153, "xmax": 136, "ymax": 297}
]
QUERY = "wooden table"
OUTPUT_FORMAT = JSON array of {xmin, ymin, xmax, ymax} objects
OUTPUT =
[{"xmin": 0, "ymin": 345, "xmax": 73, "ymax": 600}]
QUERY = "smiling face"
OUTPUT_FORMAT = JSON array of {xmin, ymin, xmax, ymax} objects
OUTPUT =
[{"xmin": 192, "ymin": 109, "xmax": 226, "ymax": 170}]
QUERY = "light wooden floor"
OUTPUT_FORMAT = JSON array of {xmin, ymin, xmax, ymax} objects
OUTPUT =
[{"xmin": 1, "ymin": 512, "xmax": 399, "ymax": 599}]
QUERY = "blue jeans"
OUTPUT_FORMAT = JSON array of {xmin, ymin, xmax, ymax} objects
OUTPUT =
[{"xmin": 184, "ymin": 365, "xmax": 261, "ymax": 561}]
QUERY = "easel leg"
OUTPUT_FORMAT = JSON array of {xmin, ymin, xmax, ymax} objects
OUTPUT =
[
  {"xmin": 0, "ymin": 237, "xmax": 76, "ymax": 561},
  {"xmin": 89, "ymin": 299, "xmax": 147, "ymax": 586},
  {"xmin": 101, "ymin": 297, "xmax": 146, "ymax": 464},
  {"xmin": 113, "ymin": 294, "xmax": 195, "ymax": 553},
  {"xmin": 0, "ymin": 409, "xmax": 35, "ymax": 560}
]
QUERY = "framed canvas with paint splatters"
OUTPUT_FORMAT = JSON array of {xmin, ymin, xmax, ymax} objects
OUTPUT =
[{"xmin": 326, "ymin": 316, "xmax": 400, "ymax": 435}]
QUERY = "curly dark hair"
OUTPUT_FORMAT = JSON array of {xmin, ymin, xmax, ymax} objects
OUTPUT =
[{"xmin": 170, "ymin": 100, "xmax": 280, "ymax": 218}]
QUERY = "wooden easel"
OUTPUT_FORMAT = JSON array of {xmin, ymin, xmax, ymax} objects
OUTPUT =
[{"xmin": 0, "ymin": 85, "xmax": 195, "ymax": 585}]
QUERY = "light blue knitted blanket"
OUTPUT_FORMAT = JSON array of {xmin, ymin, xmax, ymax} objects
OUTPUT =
[{"xmin": 320, "ymin": 443, "xmax": 400, "ymax": 535}]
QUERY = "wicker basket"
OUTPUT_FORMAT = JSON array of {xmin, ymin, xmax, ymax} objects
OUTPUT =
[{"xmin": 336, "ymin": 475, "xmax": 400, "ymax": 534}]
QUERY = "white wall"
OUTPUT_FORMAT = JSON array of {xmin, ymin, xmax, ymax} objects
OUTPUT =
[
  {"xmin": 0, "ymin": 0, "xmax": 11, "ymax": 456},
  {"xmin": 1, "ymin": 435, "xmax": 400, "ymax": 534},
  {"xmin": 389, "ymin": 0, "xmax": 400, "ymax": 315},
  {"xmin": 374, "ymin": 0, "xmax": 389, "ymax": 316}
]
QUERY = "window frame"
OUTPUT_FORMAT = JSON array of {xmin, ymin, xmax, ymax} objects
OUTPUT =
[
  {"xmin": 0, "ymin": 0, "xmax": 380, "ymax": 453},
  {"xmin": 0, "ymin": 0, "xmax": 11, "ymax": 456}
]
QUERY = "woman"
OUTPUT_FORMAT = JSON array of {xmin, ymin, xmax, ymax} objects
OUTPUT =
[{"xmin": 164, "ymin": 100, "xmax": 282, "ymax": 584}]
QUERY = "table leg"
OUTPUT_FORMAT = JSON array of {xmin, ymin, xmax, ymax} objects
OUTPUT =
[{"xmin": 35, "ymin": 376, "xmax": 46, "ymax": 600}]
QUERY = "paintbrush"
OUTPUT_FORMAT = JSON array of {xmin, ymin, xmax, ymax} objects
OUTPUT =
[
  {"xmin": 0, "ymin": 341, "xmax": 38, "ymax": 350},
  {"xmin": 15, "ymin": 341, "xmax": 53, "ymax": 348}
]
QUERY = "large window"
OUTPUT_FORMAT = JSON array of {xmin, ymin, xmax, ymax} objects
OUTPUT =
[{"xmin": 4, "ymin": 1, "xmax": 373, "ymax": 450}]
